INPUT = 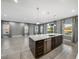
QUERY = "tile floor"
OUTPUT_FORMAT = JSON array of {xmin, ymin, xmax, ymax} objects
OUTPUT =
[{"xmin": 1, "ymin": 36, "xmax": 78, "ymax": 59}]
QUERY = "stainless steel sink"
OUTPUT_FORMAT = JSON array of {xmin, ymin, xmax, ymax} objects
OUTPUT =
[{"xmin": 48, "ymin": 35, "xmax": 55, "ymax": 36}]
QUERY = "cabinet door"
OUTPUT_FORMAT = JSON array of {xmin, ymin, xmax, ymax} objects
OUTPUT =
[
  {"xmin": 36, "ymin": 40, "xmax": 44, "ymax": 47},
  {"xmin": 59, "ymin": 35, "xmax": 63, "ymax": 45},
  {"xmin": 51, "ymin": 38, "xmax": 55, "ymax": 49},
  {"xmin": 55, "ymin": 35, "xmax": 63, "ymax": 47},
  {"xmin": 35, "ymin": 40, "xmax": 44, "ymax": 58},
  {"xmin": 55, "ymin": 36, "xmax": 59, "ymax": 47}
]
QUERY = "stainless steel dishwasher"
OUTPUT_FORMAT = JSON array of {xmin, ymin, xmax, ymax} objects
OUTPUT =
[
  {"xmin": 47, "ymin": 38, "xmax": 51, "ymax": 52},
  {"xmin": 44, "ymin": 39, "xmax": 47, "ymax": 54},
  {"xmin": 44, "ymin": 38, "xmax": 51, "ymax": 53}
]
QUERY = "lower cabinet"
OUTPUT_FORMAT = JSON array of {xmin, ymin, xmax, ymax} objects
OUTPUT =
[
  {"xmin": 51, "ymin": 37, "xmax": 56, "ymax": 49},
  {"xmin": 29, "ymin": 35, "xmax": 63, "ymax": 58},
  {"xmin": 35, "ymin": 40, "xmax": 44, "ymax": 58},
  {"xmin": 51, "ymin": 35, "xmax": 63, "ymax": 50}
]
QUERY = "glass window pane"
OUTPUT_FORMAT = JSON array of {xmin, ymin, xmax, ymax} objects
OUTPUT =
[
  {"xmin": 47, "ymin": 23, "xmax": 55, "ymax": 33},
  {"xmin": 40, "ymin": 25, "xmax": 43, "ymax": 34},
  {"xmin": 64, "ymin": 18, "xmax": 72, "ymax": 36},
  {"xmin": 35, "ymin": 25, "xmax": 39, "ymax": 34}
]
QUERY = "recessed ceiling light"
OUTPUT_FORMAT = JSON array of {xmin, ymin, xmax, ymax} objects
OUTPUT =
[
  {"xmin": 36, "ymin": 22, "xmax": 40, "ymax": 24},
  {"xmin": 72, "ymin": 9, "xmax": 75, "ymax": 13},
  {"xmin": 14, "ymin": 0, "xmax": 18, "ymax": 3}
]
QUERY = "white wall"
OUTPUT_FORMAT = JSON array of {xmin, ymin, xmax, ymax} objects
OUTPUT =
[{"xmin": 10, "ymin": 22, "xmax": 24, "ymax": 36}]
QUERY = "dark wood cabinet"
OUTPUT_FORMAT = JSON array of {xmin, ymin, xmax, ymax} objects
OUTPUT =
[
  {"xmin": 51, "ymin": 35, "xmax": 63, "ymax": 50},
  {"xmin": 29, "ymin": 38, "xmax": 44, "ymax": 58},
  {"xmin": 35, "ymin": 40, "xmax": 44, "ymax": 58},
  {"xmin": 51, "ymin": 37, "xmax": 55, "ymax": 49},
  {"xmin": 29, "ymin": 35, "xmax": 63, "ymax": 58}
]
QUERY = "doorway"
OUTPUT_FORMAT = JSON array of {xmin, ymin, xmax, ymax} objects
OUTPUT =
[{"xmin": 62, "ymin": 18, "xmax": 73, "ymax": 41}]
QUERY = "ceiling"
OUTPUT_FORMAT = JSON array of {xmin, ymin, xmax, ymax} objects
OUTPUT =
[{"xmin": 1, "ymin": 0, "xmax": 78, "ymax": 24}]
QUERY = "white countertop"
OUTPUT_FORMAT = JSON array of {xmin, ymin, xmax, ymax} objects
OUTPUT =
[{"xmin": 29, "ymin": 33, "xmax": 63, "ymax": 41}]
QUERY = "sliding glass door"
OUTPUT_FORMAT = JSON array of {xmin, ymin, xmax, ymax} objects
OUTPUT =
[{"xmin": 62, "ymin": 18, "xmax": 73, "ymax": 40}]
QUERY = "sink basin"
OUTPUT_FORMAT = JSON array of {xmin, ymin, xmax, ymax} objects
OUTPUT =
[{"xmin": 48, "ymin": 35, "xmax": 55, "ymax": 36}]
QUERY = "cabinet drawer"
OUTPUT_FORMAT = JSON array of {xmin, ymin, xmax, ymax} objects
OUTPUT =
[
  {"xmin": 36, "ymin": 40, "xmax": 44, "ymax": 47},
  {"xmin": 35, "ymin": 40, "xmax": 44, "ymax": 58},
  {"xmin": 36, "ymin": 48, "xmax": 43, "ymax": 52},
  {"xmin": 36, "ymin": 52, "xmax": 43, "ymax": 57},
  {"xmin": 36, "ymin": 48, "xmax": 44, "ymax": 57},
  {"xmin": 36, "ymin": 40, "xmax": 44, "ymax": 44}
]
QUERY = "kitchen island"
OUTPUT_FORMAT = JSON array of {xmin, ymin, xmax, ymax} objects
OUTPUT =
[{"xmin": 29, "ymin": 33, "xmax": 63, "ymax": 58}]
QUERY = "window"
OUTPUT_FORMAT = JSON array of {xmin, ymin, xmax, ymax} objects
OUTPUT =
[
  {"xmin": 40, "ymin": 25, "xmax": 43, "ymax": 34},
  {"xmin": 63, "ymin": 18, "xmax": 72, "ymax": 36},
  {"xmin": 47, "ymin": 23, "xmax": 55, "ymax": 33},
  {"xmin": 35, "ymin": 25, "xmax": 39, "ymax": 34}
]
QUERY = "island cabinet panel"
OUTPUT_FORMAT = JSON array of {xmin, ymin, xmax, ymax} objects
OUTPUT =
[
  {"xmin": 29, "ymin": 38, "xmax": 36, "ymax": 56},
  {"xmin": 29, "ymin": 38, "xmax": 44, "ymax": 58},
  {"xmin": 35, "ymin": 40, "xmax": 44, "ymax": 58},
  {"xmin": 29, "ymin": 35, "xmax": 63, "ymax": 58},
  {"xmin": 51, "ymin": 35, "xmax": 63, "ymax": 50}
]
